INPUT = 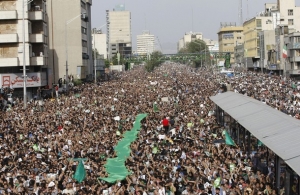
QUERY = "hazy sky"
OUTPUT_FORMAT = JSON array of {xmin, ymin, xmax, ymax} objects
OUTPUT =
[{"xmin": 91, "ymin": 0, "xmax": 300, "ymax": 54}]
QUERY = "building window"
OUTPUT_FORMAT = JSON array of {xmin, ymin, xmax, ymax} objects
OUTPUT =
[
  {"xmin": 81, "ymin": 1, "xmax": 86, "ymax": 8},
  {"xmin": 237, "ymin": 37, "xmax": 241, "ymax": 39},
  {"xmin": 288, "ymin": 9, "xmax": 293, "ymax": 16},
  {"xmin": 82, "ymin": 40, "xmax": 87, "ymax": 47},
  {"xmin": 81, "ymin": 27, "xmax": 87, "ymax": 34},
  {"xmin": 288, "ymin": 19, "xmax": 294, "ymax": 25},
  {"xmin": 256, "ymin": 19, "xmax": 262, "ymax": 28}
]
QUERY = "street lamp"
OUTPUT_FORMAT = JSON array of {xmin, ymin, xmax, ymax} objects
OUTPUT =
[
  {"xmin": 22, "ymin": 0, "xmax": 33, "ymax": 109},
  {"xmin": 65, "ymin": 13, "xmax": 85, "ymax": 92},
  {"xmin": 92, "ymin": 24, "xmax": 106, "ymax": 83}
]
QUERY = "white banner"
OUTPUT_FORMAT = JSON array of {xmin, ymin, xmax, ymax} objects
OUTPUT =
[{"xmin": 0, "ymin": 72, "xmax": 47, "ymax": 88}]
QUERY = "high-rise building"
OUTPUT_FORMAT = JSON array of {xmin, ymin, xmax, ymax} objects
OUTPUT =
[
  {"xmin": 177, "ymin": 31, "xmax": 203, "ymax": 52},
  {"xmin": 92, "ymin": 31, "xmax": 107, "ymax": 59},
  {"xmin": 136, "ymin": 31, "xmax": 155, "ymax": 56},
  {"xmin": 0, "ymin": 0, "xmax": 48, "ymax": 98},
  {"xmin": 47, "ymin": 0, "xmax": 93, "ymax": 83},
  {"xmin": 106, "ymin": 5, "xmax": 132, "ymax": 60},
  {"xmin": 218, "ymin": 23, "xmax": 244, "ymax": 64}
]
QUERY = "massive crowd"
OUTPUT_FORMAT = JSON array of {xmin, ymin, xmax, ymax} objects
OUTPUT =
[{"xmin": 0, "ymin": 63, "xmax": 298, "ymax": 195}]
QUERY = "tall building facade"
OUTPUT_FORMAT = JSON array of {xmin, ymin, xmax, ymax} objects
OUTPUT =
[
  {"xmin": 92, "ymin": 31, "xmax": 107, "ymax": 59},
  {"xmin": 177, "ymin": 31, "xmax": 203, "ymax": 52},
  {"xmin": 47, "ymin": 0, "xmax": 93, "ymax": 83},
  {"xmin": 218, "ymin": 23, "xmax": 244, "ymax": 64},
  {"xmin": 277, "ymin": 0, "xmax": 300, "ymax": 31},
  {"xmin": 106, "ymin": 5, "xmax": 132, "ymax": 60},
  {"xmin": 136, "ymin": 31, "xmax": 155, "ymax": 56},
  {"xmin": 0, "ymin": 0, "xmax": 48, "ymax": 97}
]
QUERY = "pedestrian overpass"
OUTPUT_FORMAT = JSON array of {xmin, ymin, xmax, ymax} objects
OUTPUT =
[{"xmin": 126, "ymin": 52, "xmax": 232, "ymax": 64}]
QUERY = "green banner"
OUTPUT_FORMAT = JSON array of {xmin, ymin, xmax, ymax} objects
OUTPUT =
[
  {"xmin": 225, "ymin": 53, "xmax": 231, "ymax": 68},
  {"xmin": 99, "ymin": 113, "xmax": 148, "ymax": 183}
]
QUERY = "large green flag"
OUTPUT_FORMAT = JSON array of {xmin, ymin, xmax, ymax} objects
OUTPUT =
[
  {"xmin": 153, "ymin": 103, "xmax": 159, "ymax": 112},
  {"xmin": 73, "ymin": 160, "xmax": 86, "ymax": 183},
  {"xmin": 224, "ymin": 131, "xmax": 235, "ymax": 146}
]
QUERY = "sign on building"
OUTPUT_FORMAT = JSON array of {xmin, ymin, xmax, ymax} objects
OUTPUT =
[{"xmin": 0, "ymin": 72, "xmax": 47, "ymax": 88}]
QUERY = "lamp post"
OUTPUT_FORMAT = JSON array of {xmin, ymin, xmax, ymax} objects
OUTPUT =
[
  {"xmin": 92, "ymin": 24, "xmax": 106, "ymax": 84},
  {"xmin": 22, "ymin": 0, "xmax": 33, "ymax": 109},
  {"xmin": 65, "ymin": 13, "xmax": 85, "ymax": 92}
]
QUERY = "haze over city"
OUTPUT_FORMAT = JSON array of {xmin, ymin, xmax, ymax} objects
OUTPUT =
[{"xmin": 92, "ymin": 0, "xmax": 300, "ymax": 54}]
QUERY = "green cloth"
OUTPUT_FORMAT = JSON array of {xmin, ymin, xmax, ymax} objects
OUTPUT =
[
  {"xmin": 224, "ymin": 130, "xmax": 235, "ymax": 146},
  {"xmin": 153, "ymin": 103, "xmax": 159, "ymax": 112},
  {"xmin": 99, "ymin": 113, "xmax": 148, "ymax": 183},
  {"xmin": 33, "ymin": 144, "xmax": 39, "ymax": 151},
  {"xmin": 73, "ymin": 160, "xmax": 86, "ymax": 183},
  {"xmin": 75, "ymin": 94, "xmax": 81, "ymax": 98},
  {"xmin": 258, "ymin": 140, "xmax": 263, "ymax": 147},
  {"xmin": 214, "ymin": 177, "xmax": 221, "ymax": 187}
]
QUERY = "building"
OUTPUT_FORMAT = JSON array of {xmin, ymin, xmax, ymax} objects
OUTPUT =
[
  {"xmin": 243, "ymin": 11, "xmax": 276, "ymax": 70},
  {"xmin": 217, "ymin": 23, "xmax": 244, "ymax": 64},
  {"xmin": 203, "ymin": 38, "xmax": 219, "ymax": 53},
  {"xmin": 277, "ymin": 0, "xmax": 300, "ymax": 31},
  {"xmin": 234, "ymin": 44, "xmax": 245, "ymax": 67},
  {"xmin": 92, "ymin": 30, "xmax": 107, "ymax": 59},
  {"xmin": 284, "ymin": 32, "xmax": 300, "ymax": 77},
  {"xmin": 259, "ymin": 30, "xmax": 276, "ymax": 72},
  {"xmin": 136, "ymin": 31, "xmax": 155, "ymax": 56},
  {"xmin": 0, "ymin": 0, "xmax": 48, "ymax": 98},
  {"xmin": 106, "ymin": 5, "xmax": 132, "ymax": 60},
  {"xmin": 47, "ymin": 0, "xmax": 93, "ymax": 83},
  {"xmin": 177, "ymin": 31, "xmax": 203, "ymax": 52}
]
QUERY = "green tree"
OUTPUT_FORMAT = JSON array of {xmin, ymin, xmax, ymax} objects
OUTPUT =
[
  {"xmin": 144, "ymin": 51, "xmax": 163, "ymax": 72},
  {"xmin": 178, "ymin": 39, "xmax": 211, "ymax": 68}
]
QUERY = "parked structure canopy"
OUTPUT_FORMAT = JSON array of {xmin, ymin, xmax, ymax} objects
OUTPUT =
[{"xmin": 210, "ymin": 91, "xmax": 300, "ymax": 176}]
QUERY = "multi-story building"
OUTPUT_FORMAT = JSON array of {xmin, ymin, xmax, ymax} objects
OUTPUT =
[
  {"xmin": 259, "ymin": 30, "xmax": 276, "ymax": 72},
  {"xmin": 136, "ymin": 31, "xmax": 155, "ymax": 56},
  {"xmin": 106, "ymin": 5, "xmax": 132, "ymax": 60},
  {"xmin": 47, "ymin": 0, "xmax": 93, "ymax": 83},
  {"xmin": 218, "ymin": 23, "xmax": 244, "ymax": 64},
  {"xmin": 177, "ymin": 31, "xmax": 203, "ymax": 52},
  {"xmin": 203, "ymin": 38, "xmax": 219, "ymax": 53},
  {"xmin": 284, "ymin": 32, "xmax": 300, "ymax": 77},
  {"xmin": 92, "ymin": 30, "xmax": 107, "ymax": 59},
  {"xmin": 0, "ymin": 0, "xmax": 48, "ymax": 98},
  {"xmin": 243, "ymin": 12, "xmax": 276, "ymax": 70},
  {"xmin": 277, "ymin": 0, "xmax": 300, "ymax": 31}
]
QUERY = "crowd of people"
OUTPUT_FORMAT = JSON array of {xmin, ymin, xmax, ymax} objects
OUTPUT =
[{"xmin": 0, "ymin": 63, "xmax": 298, "ymax": 195}]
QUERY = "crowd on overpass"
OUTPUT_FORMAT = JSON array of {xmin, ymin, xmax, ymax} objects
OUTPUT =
[{"xmin": 0, "ymin": 63, "xmax": 298, "ymax": 195}]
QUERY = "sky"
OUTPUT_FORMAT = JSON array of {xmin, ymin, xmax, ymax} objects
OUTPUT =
[{"xmin": 91, "ymin": 0, "xmax": 300, "ymax": 54}]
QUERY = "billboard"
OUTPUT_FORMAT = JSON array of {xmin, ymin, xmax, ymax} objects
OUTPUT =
[{"xmin": 0, "ymin": 72, "xmax": 47, "ymax": 88}]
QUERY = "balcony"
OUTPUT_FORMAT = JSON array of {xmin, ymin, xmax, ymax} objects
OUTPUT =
[
  {"xmin": 28, "ymin": 11, "xmax": 44, "ymax": 21},
  {"xmin": 0, "ymin": 34, "xmax": 18, "ymax": 43},
  {"xmin": 30, "ymin": 56, "xmax": 46, "ymax": 66},
  {"xmin": 82, "ymin": 34, "xmax": 87, "ymax": 40},
  {"xmin": 29, "ymin": 34, "xmax": 44, "ymax": 43},
  {"xmin": 294, "ymin": 56, "xmax": 300, "ymax": 62},
  {"xmin": 0, "ymin": 10, "xmax": 17, "ymax": 20},
  {"xmin": 0, "ymin": 58, "xmax": 18, "ymax": 66},
  {"xmin": 82, "ymin": 47, "xmax": 88, "ymax": 53}
]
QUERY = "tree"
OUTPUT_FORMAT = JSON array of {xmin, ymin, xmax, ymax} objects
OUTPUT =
[
  {"xmin": 178, "ymin": 39, "xmax": 212, "ymax": 68},
  {"xmin": 144, "ymin": 51, "xmax": 163, "ymax": 72}
]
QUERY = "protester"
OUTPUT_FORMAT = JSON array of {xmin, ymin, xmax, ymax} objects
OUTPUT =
[{"xmin": 0, "ymin": 63, "xmax": 295, "ymax": 195}]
